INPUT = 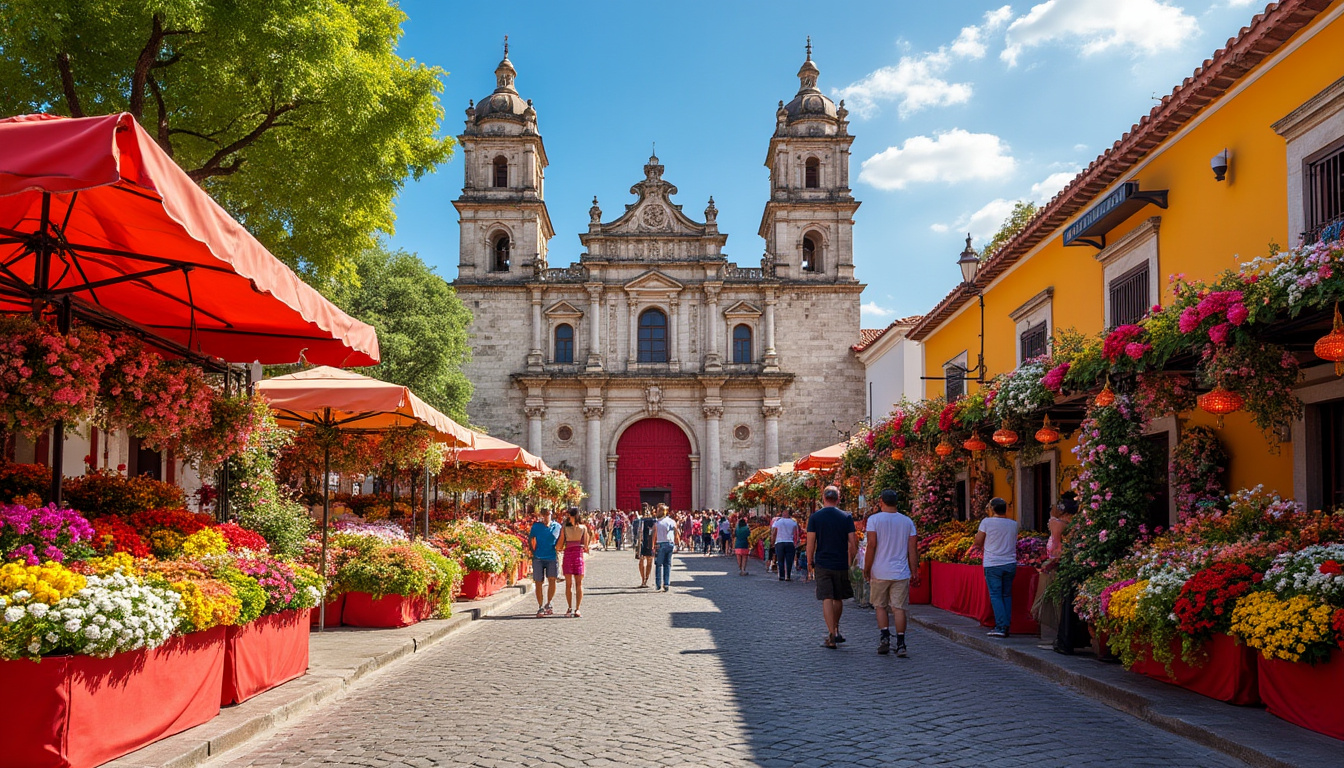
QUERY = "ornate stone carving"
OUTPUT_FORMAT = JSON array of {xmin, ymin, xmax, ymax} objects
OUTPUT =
[
  {"xmin": 702, "ymin": 405, "xmax": 723, "ymax": 419},
  {"xmin": 732, "ymin": 461, "xmax": 752, "ymax": 481},
  {"xmin": 645, "ymin": 385, "xmax": 663, "ymax": 416},
  {"xmin": 761, "ymin": 405, "xmax": 784, "ymax": 419},
  {"xmin": 589, "ymin": 196, "xmax": 602, "ymax": 223},
  {"xmin": 641, "ymin": 204, "xmax": 668, "ymax": 230},
  {"xmin": 582, "ymin": 405, "xmax": 604, "ymax": 420},
  {"xmin": 523, "ymin": 405, "xmax": 546, "ymax": 420}
]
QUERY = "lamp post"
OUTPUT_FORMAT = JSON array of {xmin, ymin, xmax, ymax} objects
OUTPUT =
[{"xmin": 956, "ymin": 234, "xmax": 987, "ymax": 384}]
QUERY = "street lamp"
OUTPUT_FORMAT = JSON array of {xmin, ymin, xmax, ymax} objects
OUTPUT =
[{"xmin": 959, "ymin": 234, "xmax": 986, "ymax": 384}]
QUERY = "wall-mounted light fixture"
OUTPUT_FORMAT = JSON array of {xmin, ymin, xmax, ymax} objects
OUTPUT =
[{"xmin": 1211, "ymin": 148, "xmax": 1230, "ymax": 182}]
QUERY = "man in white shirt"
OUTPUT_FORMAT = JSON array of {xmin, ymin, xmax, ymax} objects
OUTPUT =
[
  {"xmin": 863, "ymin": 489, "xmax": 920, "ymax": 656},
  {"xmin": 770, "ymin": 510, "xmax": 800, "ymax": 581},
  {"xmin": 974, "ymin": 497, "xmax": 1020, "ymax": 638},
  {"xmin": 653, "ymin": 505, "xmax": 679, "ymax": 592}
]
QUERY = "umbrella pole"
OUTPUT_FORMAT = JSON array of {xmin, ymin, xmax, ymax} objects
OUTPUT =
[
  {"xmin": 47, "ymin": 298, "xmax": 72, "ymax": 506},
  {"xmin": 423, "ymin": 466, "xmax": 430, "ymax": 540},
  {"xmin": 319, "ymin": 442, "xmax": 331, "ymax": 632}
]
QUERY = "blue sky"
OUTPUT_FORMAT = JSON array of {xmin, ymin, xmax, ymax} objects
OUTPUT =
[{"xmin": 386, "ymin": 0, "xmax": 1270, "ymax": 327}]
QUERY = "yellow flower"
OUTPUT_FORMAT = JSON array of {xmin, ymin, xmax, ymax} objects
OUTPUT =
[
  {"xmin": 0, "ymin": 561, "xmax": 86, "ymax": 605},
  {"xmin": 180, "ymin": 528, "xmax": 228, "ymax": 559},
  {"xmin": 84, "ymin": 552, "xmax": 139, "ymax": 576},
  {"xmin": 170, "ymin": 578, "xmax": 241, "ymax": 632},
  {"xmin": 1107, "ymin": 580, "xmax": 1148, "ymax": 624},
  {"xmin": 1231, "ymin": 591, "xmax": 1332, "ymax": 663}
]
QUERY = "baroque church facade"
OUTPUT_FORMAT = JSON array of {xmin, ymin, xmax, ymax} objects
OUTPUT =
[{"xmin": 452, "ymin": 44, "xmax": 865, "ymax": 510}]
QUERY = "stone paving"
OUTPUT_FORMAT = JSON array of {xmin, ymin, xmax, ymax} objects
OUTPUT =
[{"xmin": 212, "ymin": 550, "xmax": 1245, "ymax": 768}]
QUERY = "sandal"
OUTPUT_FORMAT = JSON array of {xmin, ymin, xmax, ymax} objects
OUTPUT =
[
  {"xmin": 821, "ymin": 635, "xmax": 838, "ymax": 649},
  {"xmin": 573, "ymin": 610, "xmax": 582, "ymax": 618}
]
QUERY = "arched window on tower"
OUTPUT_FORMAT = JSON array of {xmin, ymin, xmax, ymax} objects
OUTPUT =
[
  {"xmin": 802, "ymin": 234, "xmax": 820, "ymax": 273},
  {"xmin": 553, "ymin": 323, "xmax": 574, "ymax": 364},
  {"xmin": 637, "ymin": 309, "xmax": 668, "ymax": 363},
  {"xmin": 492, "ymin": 156, "xmax": 508, "ymax": 188},
  {"xmin": 732, "ymin": 324, "xmax": 753, "ymax": 364},
  {"xmin": 492, "ymin": 235, "xmax": 511, "ymax": 272},
  {"xmin": 805, "ymin": 157, "xmax": 820, "ymax": 189}
]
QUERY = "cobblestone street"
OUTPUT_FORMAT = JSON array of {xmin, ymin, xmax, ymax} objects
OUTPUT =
[{"xmin": 214, "ymin": 550, "xmax": 1245, "ymax": 768}]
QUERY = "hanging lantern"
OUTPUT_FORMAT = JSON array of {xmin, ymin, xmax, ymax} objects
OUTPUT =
[
  {"xmin": 1094, "ymin": 379, "xmax": 1116, "ymax": 408},
  {"xmin": 1314, "ymin": 303, "xmax": 1344, "ymax": 377},
  {"xmin": 935, "ymin": 440, "xmax": 955, "ymax": 458},
  {"xmin": 1035, "ymin": 415, "xmax": 1060, "ymax": 445},
  {"xmin": 1198, "ymin": 387, "xmax": 1244, "ymax": 428},
  {"xmin": 889, "ymin": 447, "xmax": 904, "ymax": 461},
  {"xmin": 963, "ymin": 433, "xmax": 988, "ymax": 452},
  {"xmin": 992, "ymin": 422, "xmax": 1019, "ymax": 447}
]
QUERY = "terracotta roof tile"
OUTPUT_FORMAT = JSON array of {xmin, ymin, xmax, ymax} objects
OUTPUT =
[
  {"xmin": 851, "ymin": 315, "xmax": 924, "ymax": 352},
  {"xmin": 908, "ymin": 0, "xmax": 1335, "ymax": 342}
]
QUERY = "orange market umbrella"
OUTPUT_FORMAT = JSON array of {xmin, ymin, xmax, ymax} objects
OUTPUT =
[
  {"xmin": 255, "ymin": 367, "xmax": 473, "ymax": 630},
  {"xmin": 745, "ymin": 461, "xmax": 794, "ymax": 485},
  {"xmin": 454, "ymin": 433, "xmax": 549, "ymax": 472},
  {"xmin": 793, "ymin": 440, "xmax": 851, "ymax": 472}
]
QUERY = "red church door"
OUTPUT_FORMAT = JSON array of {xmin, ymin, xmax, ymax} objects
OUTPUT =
[{"xmin": 616, "ymin": 418, "xmax": 692, "ymax": 511}]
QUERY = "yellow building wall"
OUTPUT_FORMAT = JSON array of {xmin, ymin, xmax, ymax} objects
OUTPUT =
[{"xmin": 918, "ymin": 5, "xmax": 1344, "ymax": 506}]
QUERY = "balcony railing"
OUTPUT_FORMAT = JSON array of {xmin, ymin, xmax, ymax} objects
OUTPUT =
[
  {"xmin": 541, "ymin": 264, "xmax": 587, "ymax": 282},
  {"xmin": 723, "ymin": 266, "xmax": 765, "ymax": 280}
]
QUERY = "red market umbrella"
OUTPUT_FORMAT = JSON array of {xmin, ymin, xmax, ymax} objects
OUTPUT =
[
  {"xmin": 793, "ymin": 440, "xmax": 851, "ymax": 472},
  {"xmin": 0, "ymin": 113, "xmax": 380, "ymax": 367},
  {"xmin": 255, "ymin": 367, "xmax": 473, "ymax": 630}
]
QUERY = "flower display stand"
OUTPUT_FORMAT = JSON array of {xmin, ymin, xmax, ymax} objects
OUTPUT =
[
  {"xmin": 929, "ymin": 562, "xmax": 1039, "ymax": 635},
  {"xmin": 309, "ymin": 595, "xmax": 345, "ymax": 628},
  {"xmin": 1129, "ymin": 634, "xmax": 1259, "ymax": 705},
  {"xmin": 909, "ymin": 560, "xmax": 932, "ymax": 605},
  {"xmin": 1257, "ymin": 649, "xmax": 1344, "ymax": 739},
  {"xmin": 0, "ymin": 627, "xmax": 225, "ymax": 768},
  {"xmin": 459, "ymin": 570, "xmax": 507, "ymax": 601},
  {"xmin": 222, "ymin": 610, "xmax": 311, "ymax": 706},
  {"xmin": 340, "ymin": 592, "xmax": 434, "ymax": 628}
]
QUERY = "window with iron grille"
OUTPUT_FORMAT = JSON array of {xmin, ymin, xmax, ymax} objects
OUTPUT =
[
  {"xmin": 944, "ymin": 363, "xmax": 965, "ymax": 401},
  {"xmin": 1020, "ymin": 322, "xmax": 1047, "ymax": 362},
  {"xmin": 1305, "ymin": 139, "xmax": 1344, "ymax": 245},
  {"xmin": 1109, "ymin": 262, "xmax": 1149, "ymax": 328}
]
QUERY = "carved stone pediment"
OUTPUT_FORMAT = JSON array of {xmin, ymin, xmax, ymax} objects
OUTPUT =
[
  {"xmin": 624, "ymin": 270, "xmax": 684, "ymax": 295},
  {"xmin": 580, "ymin": 155, "xmax": 725, "ymax": 254},
  {"xmin": 723, "ymin": 300, "xmax": 763, "ymax": 319},
  {"xmin": 543, "ymin": 300, "xmax": 584, "ymax": 319}
]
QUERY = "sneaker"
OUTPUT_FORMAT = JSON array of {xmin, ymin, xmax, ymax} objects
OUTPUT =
[
  {"xmin": 987, "ymin": 630, "xmax": 1008, "ymax": 638},
  {"xmin": 822, "ymin": 634, "xmax": 838, "ymax": 650},
  {"xmin": 663, "ymin": 586, "xmax": 669, "ymax": 592},
  {"xmin": 544, "ymin": 604, "xmax": 554, "ymax": 616},
  {"xmin": 895, "ymin": 642, "xmax": 908, "ymax": 658},
  {"xmin": 536, "ymin": 607, "xmax": 546, "ymax": 618},
  {"xmin": 878, "ymin": 637, "xmax": 890, "ymax": 655}
]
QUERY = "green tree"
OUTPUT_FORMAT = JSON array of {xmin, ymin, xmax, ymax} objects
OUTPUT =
[
  {"xmin": 981, "ymin": 200, "xmax": 1037, "ymax": 260},
  {"xmin": 328, "ymin": 246, "xmax": 474, "ymax": 422},
  {"xmin": 0, "ymin": 0, "xmax": 452, "ymax": 278}
]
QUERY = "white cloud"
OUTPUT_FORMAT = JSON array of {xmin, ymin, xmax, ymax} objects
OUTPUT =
[
  {"xmin": 1073, "ymin": 143, "xmax": 1089, "ymax": 153},
  {"xmin": 1029, "ymin": 169, "xmax": 1078, "ymax": 203},
  {"xmin": 1001, "ymin": 0, "xmax": 1199, "ymax": 66},
  {"xmin": 930, "ymin": 222, "xmax": 950, "ymax": 233},
  {"xmin": 859, "ymin": 129, "xmax": 1017, "ymax": 191},
  {"xmin": 861, "ymin": 302, "xmax": 896, "ymax": 323},
  {"xmin": 836, "ymin": 6, "xmax": 1011, "ymax": 118}
]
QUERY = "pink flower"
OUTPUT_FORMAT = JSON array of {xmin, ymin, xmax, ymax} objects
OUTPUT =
[
  {"xmin": 1208, "ymin": 323, "xmax": 1231, "ymax": 345},
  {"xmin": 1098, "ymin": 530, "xmax": 1109, "ymax": 542},
  {"xmin": 1226, "ymin": 303, "xmax": 1248, "ymax": 326}
]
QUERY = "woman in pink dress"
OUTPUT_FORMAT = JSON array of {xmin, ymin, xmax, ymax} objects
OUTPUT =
[{"xmin": 557, "ymin": 508, "xmax": 591, "ymax": 617}]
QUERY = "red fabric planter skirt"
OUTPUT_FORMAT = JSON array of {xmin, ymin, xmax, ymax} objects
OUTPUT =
[
  {"xmin": 340, "ymin": 592, "xmax": 434, "ymax": 628},
  {"xmin": 909, "ymin": 561, "xmax": 932, "ymax": 605},
  {"xmin": 1258, "ymin": 649, "xmax": 1344, "ymax": 740},
  {"xmin": 309, "ymin": 595, "xmax": 344, "ymax": 628},
  {"xmin": 0, "ymin": 627, "xmax": 225, "ymax": 768},
  {"xmin": 929, "ymin": 562, "xmax": 1039, "ymax": 635},
  {"xmin": 459, "ymin": 570, "xmax": 508, "ymax": 600},
  {"xmin": 1129, "ymin": 634, "xmax": 1259, "ymax": 706},
  {"xmin": 222, "ymin": 611, "xmax": 311, "ymax": 706}
]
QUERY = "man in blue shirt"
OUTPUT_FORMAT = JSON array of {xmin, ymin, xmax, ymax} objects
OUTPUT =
[
  {"xmin": 806, "ymin": 486, "xmax": 858, "ymax": 649},
  {"xmin": 529, "ymin": 508, "xmax": 563, "ymax": 617}
]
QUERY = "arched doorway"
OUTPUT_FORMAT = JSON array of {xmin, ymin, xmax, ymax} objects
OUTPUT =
[{"xmin": 616, "ymin": 418, "xmax": 692, "ymax": 510}]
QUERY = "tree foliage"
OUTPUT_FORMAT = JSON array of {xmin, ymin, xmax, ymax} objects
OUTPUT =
[
  {"xmin": 327, "ymin": 247, "xmax": 474, "ymax": 423},
  {"xmin": 981, "ymin": 200, "xmax": 1038, "ymax": 260},
  {"xmin": 0, "ymin": 0, "xmax": 452, "ymax": 278}
]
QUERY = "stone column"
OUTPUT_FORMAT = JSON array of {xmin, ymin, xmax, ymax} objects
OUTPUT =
[
  {"xmin": 606, "ymin": 455, "xmax": 619, "ymax": 512},
  {"xmin": 669, "ymin": 295, "xmax": 681, "ymax": 370},
  {"xmin": 762, "ymin": 405, "xmax": 782, "ymax": 467},
  {"xmin": 627, "ymin": 296, "xmax": 639, "ymax": 368},
  {"xmin": 703, "ymin": 405, "xmax": 723, "ymax": 510},
  {"xmin": 583, "ymin": 405, "xmax": 604, "ymax": 510},
  {"xmin": 524, "ymin": 405, "xmax": 545, "ymax": 457},
  {"xmin": 585, "ymin": 285, "xmax": 603, "ymax": 371},
  {"xmin": 703, "ymin": 286, "xmax": 722, "ymax": 371},
  {"xmin": 763, "ymin": 290, "xmax": 779, "ymax": 371},
  {"xmin": 689, "ymin": 455, "xmax": 701, "ymax": 509},
  {"xmin": 528, "ymin": 288, "xmax": 543, "ymax": 371}
]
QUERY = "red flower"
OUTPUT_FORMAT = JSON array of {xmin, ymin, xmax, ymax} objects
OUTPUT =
[{"xmin": 1320, "ymin": 560, "xmax": 1343, "ymax": 576}]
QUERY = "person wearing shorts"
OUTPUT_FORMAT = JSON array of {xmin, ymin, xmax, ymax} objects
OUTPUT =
[
  {"xmin": 807, "ymin": 486, "xmax": 857, "ymax": 649},
  {"xmin": 733, "ymin": 516, "xmax": 752, "ymax": 575},
  {"xmin": 637, "ymin": 508, "xmax": 657, "ymax": 587},
  {"xmin": 528, "ymin": 509, "xmax": 563, "ymax": 617},
  {"xmin": 864, "ymin": 489, "xmax": 920, "ymax": 656}
]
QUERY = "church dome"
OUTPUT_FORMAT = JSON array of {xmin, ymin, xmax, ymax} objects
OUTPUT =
[
  {"xmin": 781, "ymin": 41, "xmax": 838, "ymax": 124},
  {"xmin": 474, "ymin": 43, "xmax": 530, "ymax": 123}
]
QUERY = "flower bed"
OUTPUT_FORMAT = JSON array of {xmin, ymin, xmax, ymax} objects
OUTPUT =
[
  {"xmin": 0, "ymin": 626, "xmax": 226, "ymax": 768},
  {"xmin": 930, "ymin": 561, "xmax": 1039, "ymax": 635},
  {"xmin": 1257, "ymin": 649, "xmax": 1344, "ymax": 740},
  {"xmin": 340, "ymin": 591, "xmax": 433, "ymax": 628},
  {"xmin": 221, "ymin": 609, "xmax": 310, "ymax": 705},
  {"xmin": 1129, "ymin": 633, "xmax": 1259, "ymax": 705},
  {"xmin": 909, "ymin": 560, "xmax": 932, "ymax": 605},
  {"xmin": 459, "ymin": 570, "xmax": 508, "ymax": 601}
]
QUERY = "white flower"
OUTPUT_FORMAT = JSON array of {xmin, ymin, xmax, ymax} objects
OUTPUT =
[
  {"xmin": 84, "ymin": 625, "xmax": 102, "ymax": 640},
  {"xmin": 27, "ymin": 603, "xmax": 49, "ymax": 618},
  {"xmin": 13, "ymin": 589, "xmax": 31, "ymax": 601},
  {"xmin": 64, "ymin": 618, "xmax": 82, "ymax": 632},
  {"xmin": 3, "ymin": 606, "xmax": 24, "ymax": 623}
]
